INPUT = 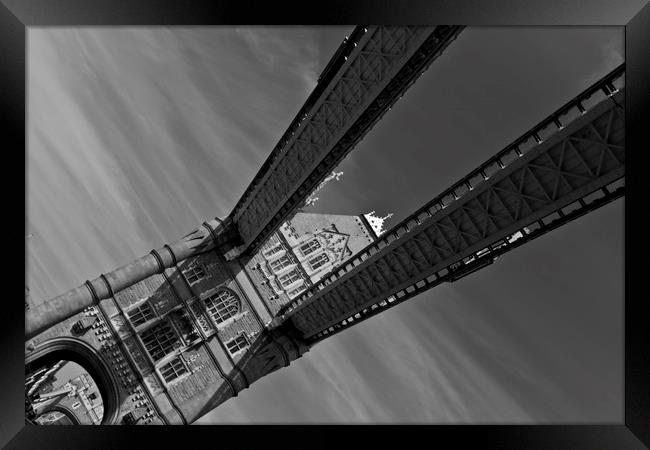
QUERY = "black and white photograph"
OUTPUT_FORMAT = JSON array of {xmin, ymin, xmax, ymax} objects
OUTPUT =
[
  {"xmin": 3, "ymin": 2, "xmax": 646, "ymax": 447},
  {"xmin": 24, "ymin": 24, "xmax": 626, "ymax": 426}
]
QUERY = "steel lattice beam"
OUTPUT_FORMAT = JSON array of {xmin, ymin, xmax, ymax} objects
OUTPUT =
[
  {"xmin": 228, "ymin": 25, "xmax": 465, "ymax": 256},
  {"xmin": 304, "ymin": 182, "xmax": 624, "ymax": 344},
  {"xmin": 280, "ymin": 73, "xmax": 624, "ymax": 340}
]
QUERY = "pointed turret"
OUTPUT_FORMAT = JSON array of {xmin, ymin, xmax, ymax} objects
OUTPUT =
[{"xmin": 362, "ymin": 211, "xmax": 394, "ymax": 237}]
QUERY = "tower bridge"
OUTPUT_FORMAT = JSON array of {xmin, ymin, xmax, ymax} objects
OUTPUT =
[{"xmin": 25, "ymin": 27, "xmax": 625, "ymax": 425}]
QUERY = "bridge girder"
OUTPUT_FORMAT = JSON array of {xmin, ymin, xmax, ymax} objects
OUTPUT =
[
  {"xmin": 280, "ymin": 73, "xmax": 625, "ymax": 341},
  {"xmin": 228, "ymin": 25, "xmax": 465, "ymax": 257}
]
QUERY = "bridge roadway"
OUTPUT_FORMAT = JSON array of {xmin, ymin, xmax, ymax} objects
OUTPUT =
[
  {"xmin": 228, "ymin": 25, "xmax": 465, "ymax": 256},
  {"xmin": 279, "ymin": 66, "xmax": 625, "ymax": 342}
]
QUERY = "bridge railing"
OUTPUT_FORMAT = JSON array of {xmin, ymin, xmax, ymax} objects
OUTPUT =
[{"xmin": 277, "ymin": 63, "xmax": 625, "ymax": 323}]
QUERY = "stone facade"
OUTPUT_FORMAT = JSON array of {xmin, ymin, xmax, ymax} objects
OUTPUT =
[
  {"xmin": 25, "ymin": 212, "xmax": 375, "ymax": 425},
  {"xmin": 244, "ymin": 212, "xmax": 376, "ymax": 316}
]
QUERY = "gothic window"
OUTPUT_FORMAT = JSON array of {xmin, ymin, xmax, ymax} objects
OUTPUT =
[
  {"xmin": 225, "ymin": 334, "xmax": 249, "ymax": 355},
  {"xmin": 287, "ymin": 284, "xmax": 307, "ymax": 298},
  {"xmin": 203, "ymin": 289, "xmax": 240, "ymax": 325},
  {"xmin": 182, "ymin": 265, "xmax": 205, "ymax": 284},
  {"xmin": 278, "ymin": 269, "xmax": 301, "ymax": 287},
  {"xmin": 140, "ymin": 321, "xmax": 180, "ymax": 362},
  {"xmin": 269, "ymin": 255, "xmax": 292, "ymax": 272},
  {"xmin": 159, "ymin": 356, "xmax": 188, "ymax": 383},
  {"xmin": 299, "ymin": 239, "xmax": 321, "ymax": 256},
  {"xmin": 308, "ymin": 253, "xmax": 330, "ymax": 271},
  {"xmin": 128, "ymin": 302, "xmax": 155, "ymax": 327}
]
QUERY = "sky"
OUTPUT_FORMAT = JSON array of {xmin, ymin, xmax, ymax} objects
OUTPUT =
[{"xmin": 27, "ymin": 26, "xmax": 624, "ymax": 423}]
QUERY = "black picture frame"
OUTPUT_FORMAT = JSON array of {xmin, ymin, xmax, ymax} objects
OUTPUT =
[{"xmin": 3, "ymin": 1, "xmax": 648, "ymax": 448}]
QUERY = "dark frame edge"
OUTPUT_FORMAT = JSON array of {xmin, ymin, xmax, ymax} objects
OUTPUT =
[
  {"xmin": 1, "ymin": 0, "xmax": 647, "ymax": 449},
  {"xmin": 0, "ymin": 0, "xmax": 27, "ymax": 448},
  {"xmin": 624, "ymin": 1, "xmax": 650, "ymax": 448}
]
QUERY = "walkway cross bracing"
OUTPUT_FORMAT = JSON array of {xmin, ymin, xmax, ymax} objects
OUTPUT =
[
  {"xmin": 279, "ymin": 66, "xmax": 624, "ymax": 340},
  {"xmin": 307, "ymin": 177, "xmax": 624, "ymax": 344},
  {"xmin": 229, "ymin": 25, "xmax": 465, "ymax": 256},
  {"xmin": 278, "ymin": 64, "xmax": 624, "ymax": 322}
]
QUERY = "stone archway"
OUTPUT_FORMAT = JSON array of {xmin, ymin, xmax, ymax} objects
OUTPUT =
[
  {"xmin": 25, "ymin": 337, "xmax": 121, "ymax": 425},
  {"xmin": 36, "ymin": 405, "xmax": 81, "ymax": 425}
]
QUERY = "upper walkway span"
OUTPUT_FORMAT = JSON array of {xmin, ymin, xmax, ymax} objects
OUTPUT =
[
  {"xmin": 277, "ymin": 65, "xmax": 625, "ymax": 341},
  {"xmin": 227, "ymin": 25, "xmax": 465, "ymax": 256}
]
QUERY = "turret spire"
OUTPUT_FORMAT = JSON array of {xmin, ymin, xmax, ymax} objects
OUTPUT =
[{"xmin": 363, "ymin": 211, "xmax": 394, "ymax": 237}]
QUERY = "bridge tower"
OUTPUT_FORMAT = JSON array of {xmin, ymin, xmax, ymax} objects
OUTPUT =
[
  {"xmin": 25, "ymin": 211, "xmax": 382, "ymax": 424},
  {"xmin": 25, "ymin": 25, "xmax": 624, "ymax": 425}
]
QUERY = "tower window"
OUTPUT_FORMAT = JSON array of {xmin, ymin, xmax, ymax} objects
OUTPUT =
[
  {"xmin": 269, "ymin": 255, "xmax": 292, "ymax": 272},
  {"xmin": 128, "ymin": 302, "xmax": 155, "ymax": 327},
  {"xmin": 308, "ymin": 253, "xmax": 330, "ymax": 271},
  {"xmin": 182, "ymin": 265, "xmax": 205, "ymax": 284},
  {"xmin": 263, "ymin": 244, "xmax": 283, "ymax": 258},
  {"xmin": 204, "ymin": 289, "xmax": 240, "ymax": 325},
  {"xmin": 287, "ymin": 284, "xmax": 307, "ymax": 298},
  {"xmin": 140, "ymin": 321, "xmax": 180, "ymax": 362},
  {"xmin": 278, "ymin": 269, "xmax": 301, "ymax": 287},
  {"xmin": 159, "ymin": 356, "xmax": 188, "ymax": 383},
  {"xmin": 225, "ymin": 334, "xmax": 249, "ymax": 355},
  {"xmin": 299, "ymin": 239, "xmax": 321, "ymax": 256}
]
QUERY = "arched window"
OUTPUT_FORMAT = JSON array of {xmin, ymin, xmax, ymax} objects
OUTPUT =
[{"xmin": 204, "ymin": 289, "xmax": 240, "ymax": 325}]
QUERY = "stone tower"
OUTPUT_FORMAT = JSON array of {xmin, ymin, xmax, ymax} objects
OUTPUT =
[{"xmin": 25, "ymin": 212, "xmax": 381, "ymax": 425}]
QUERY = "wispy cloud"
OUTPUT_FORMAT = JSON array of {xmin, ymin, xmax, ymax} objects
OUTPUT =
[
  {"xmin": 29, "ymin": 27, "xmax": 622, "ymax": 424},
  {"xmin": 236, "ymin": 27, "xmax": 321, "ymax": 90}
]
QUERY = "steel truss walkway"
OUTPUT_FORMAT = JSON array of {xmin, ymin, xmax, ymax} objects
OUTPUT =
[
  {"xmin": 278, "ymin": 65, "xmax": 625, "ymax": 342},
  {"xmin": 228, "ymin": 25, "xmax": 465, "ymax": 256}
]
